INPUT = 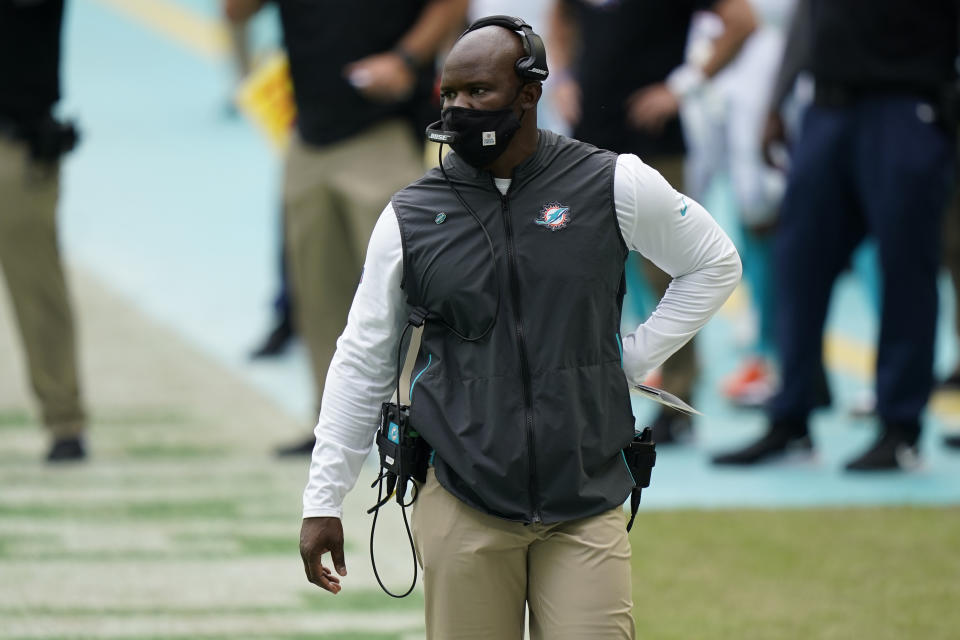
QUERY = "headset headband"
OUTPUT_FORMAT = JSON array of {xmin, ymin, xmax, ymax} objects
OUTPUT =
[{"xmin": 461, "ymin": 15, "xmax": 549, "ymax": 82}]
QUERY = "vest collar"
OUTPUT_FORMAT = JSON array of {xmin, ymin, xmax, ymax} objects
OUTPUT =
[{"xmin": 444, "ymin": 129, "xmax": 555, "ymax": 184}]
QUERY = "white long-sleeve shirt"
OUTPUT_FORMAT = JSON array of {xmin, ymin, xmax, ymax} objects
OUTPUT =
[{"xmin": 302, "ymin": 153, "xmax": 742, "ymax": 518}]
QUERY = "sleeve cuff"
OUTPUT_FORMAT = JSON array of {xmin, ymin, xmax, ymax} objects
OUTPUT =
[
  {"xmin": 666, "ymin": 64, "xmax": 706, "ymax": 100},
  {"xmin": 303, "ymin": 507, "xmax": 343, "ymax": 519}
]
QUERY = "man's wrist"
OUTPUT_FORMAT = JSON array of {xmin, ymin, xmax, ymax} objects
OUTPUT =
[
  {"xmin": 665, "ymin": 64, "xmax": 707, "ymax": 100},
  {"xmin": 391, "ymin": 46, "xmax": 421, "ymax": 73}
]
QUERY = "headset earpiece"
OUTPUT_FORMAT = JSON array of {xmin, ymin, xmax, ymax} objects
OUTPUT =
[
  {"xmin": 513, "ymin": 25, "xmax": 548, "ymax": 82},
  {"xmin": 461, "ymin": 15, "xmax": 549, "ymax": 82}
]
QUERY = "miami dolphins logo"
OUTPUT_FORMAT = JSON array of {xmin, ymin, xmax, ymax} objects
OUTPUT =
[{"xmin": 535, "ymin": 203, "xmax": 571, "ymax": 231}]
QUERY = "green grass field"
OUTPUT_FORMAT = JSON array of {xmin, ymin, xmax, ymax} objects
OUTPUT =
[
  {"xmin": 2, "ymin": 273, "xmax": 958, "ymax": 639},
  {"xmin": 632, "ymin": 507, "xmax": 960, "ymax": 639},
  {"xmin": 2, "ymin": 482, "xmax": 957, "ymax": 640}
]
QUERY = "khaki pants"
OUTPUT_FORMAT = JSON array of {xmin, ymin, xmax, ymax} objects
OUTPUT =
[
  {"xmin": 283, "ymin": 120, "xmax": 423, "ymax": 408},
  {"xmin": 642, "ymin": 155, "xmax": 698, "ymax": 399},
  {"xmin": 411, "ymin": 469, "xmax": 635, "ymax": 639},
  {"xmin": 0, "ymin": 138, "xmax": 85, "ymax": 437}
]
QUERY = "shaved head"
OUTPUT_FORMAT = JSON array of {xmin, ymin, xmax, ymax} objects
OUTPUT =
[
  {"xmin": 438, "ymin": 24, "xmax": 541, "ymax": 113},
  {"xmin": 444, "ymin": 25, "xmax": 526, "ymax": 81}
]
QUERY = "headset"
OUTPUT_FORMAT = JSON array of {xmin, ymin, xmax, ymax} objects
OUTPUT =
[
  {"xmin": 426, "ymin": 15, "xmax": 549, "ymax": 146},
  {"xmin": 460, "ymin": 15, "xmax": 549, "ymax": 82}
]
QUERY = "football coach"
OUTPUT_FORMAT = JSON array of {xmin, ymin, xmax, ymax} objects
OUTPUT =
[{"xmin": 299, "ymin": 16, "xmax": 741, "ymax": 639}]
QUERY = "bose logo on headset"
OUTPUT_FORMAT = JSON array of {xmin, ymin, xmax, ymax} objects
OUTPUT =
[{"xmin": 427, "ymin": 131, "xmax": 457, "ymax": 143}]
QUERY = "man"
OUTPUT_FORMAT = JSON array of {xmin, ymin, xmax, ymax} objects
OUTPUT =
[
  {"xmin": 223, "ymin": 0, "xmax": 469, "ymax": 455},
  {"xmin": 549, "ymin": 0, "xmax": 756, "ymax": 443},
  {"xmin": 299, "ymin": 18, "xmax": 741, "ymax": 638},
  {"xmin": 713, "ymin": 0, "xmax": 958, "ymax": 469},
  {"xmin": 0, "ymin": 0, "xmax": 86, "ymax": 462}
]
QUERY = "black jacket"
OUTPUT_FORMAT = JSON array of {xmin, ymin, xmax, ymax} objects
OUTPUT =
[{"xmin": 392, "ymin": 130, "xmax": 636, "ymax": 524}]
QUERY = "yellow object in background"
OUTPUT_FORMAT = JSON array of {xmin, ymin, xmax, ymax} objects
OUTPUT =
[
  {"xmin": 424, "ymin": 140, "xmax": 449, "ymax": 168},
  {"xmin": 236, "ymin": 51, "xmax": 295, "ymax": 152}
]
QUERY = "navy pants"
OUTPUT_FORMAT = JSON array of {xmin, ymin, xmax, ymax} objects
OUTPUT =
[{"xmin": 769, "ymin": 96, "xmax": 955, "ymax": 425}]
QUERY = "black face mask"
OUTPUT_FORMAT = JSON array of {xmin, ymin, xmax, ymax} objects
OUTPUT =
[{"xmin": 432, "ymin": 101, "xmax": 524, "ymax": 169}]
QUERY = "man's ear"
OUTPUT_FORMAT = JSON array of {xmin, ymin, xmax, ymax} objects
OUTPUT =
[{"xmin": 519, "ymin": 82, "xmax": 542, "ymax": 111}]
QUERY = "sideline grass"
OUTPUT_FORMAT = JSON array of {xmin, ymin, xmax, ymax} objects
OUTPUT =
[
  {"xmin": 4, "ymin": 504, "xmax": 956, "ymax": 638},
  {"xmin": 631, "ymin": 506, "xmax": 960, "ymax": 639},
  {"xmin": 3, "ymin": 272, "xmax": 956, "ymax": 638}
]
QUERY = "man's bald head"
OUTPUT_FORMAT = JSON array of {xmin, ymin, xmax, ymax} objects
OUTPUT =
[{"xmin": 443, "ymin": 25, "xmax": 527, "ymax": 89}]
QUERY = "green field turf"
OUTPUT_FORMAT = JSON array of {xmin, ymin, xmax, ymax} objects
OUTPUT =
[
  {"xmin": 2, "ymin": 273, "xmax": 958, "ymax": 639},
  {"xmin": 2, "ymin": 497, "xmax": 956, "ymax": 639},
  {"xmin": 631, "ymin": 507, "xmax": 960, "ymax": 639}
]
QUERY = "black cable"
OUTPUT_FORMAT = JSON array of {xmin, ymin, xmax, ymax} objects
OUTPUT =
[
  {"xmin": 368, "ymin": 321, "xmax": 420, "ymax": 598},
  {"xmin": 433, "ymin": 143, "xmax": 502, "ymax": 343},
  {"xmin": 367, "ymin": 145, "xmax": 506, "ymax": 598},
  {"xmin": 396, "ymin": 322, "xmax": 413, "ymax": 415},
  {"xmin": 369, "ymin": 468, "xmax": 419, "ymax": 598}
]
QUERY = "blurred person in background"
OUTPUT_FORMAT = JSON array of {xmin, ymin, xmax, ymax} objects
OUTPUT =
[
  {"xmin": 549, "ymin": 0, "xmax": 756, "ymax": 443},
  {"xmin": 248, "ymin": 205, "xmax": 296, "ymax": 360},
  {"xmin": 0, "ymin": 0, "xmax": 86, "ymax": 462},
  {"xmin": 222, "ymin": 0, "xmax": 469, "ymax": 456},
  {"xmin": 940, "ymin": 187, "xmax": 960, "ymax": 392},
  {"xmin": 713, "ymin": 0, "xmax": 958, "ymax": 470},
  {"xmin": 217, "ymin": 2, "xmax": 296, "ymax": 359},
  {"xmin": 222, "ymin": 4, "xmax": 252, "ymax": 115},
  {"xmin": 216, "ymin": 3, "xmax": 298, "ymax": 360},
  {"xmin": 680, "ymin": 0, "xmax": 797, "ymax": 408},
  {"xmin": 937, "ymin": 177, "xmax": 960, "ymax": 450}
]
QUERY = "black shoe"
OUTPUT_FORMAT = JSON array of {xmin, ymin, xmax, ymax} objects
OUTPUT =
[
  {"xmin": 250, "ymin": 318, "xmax": 294, "ymax": 359},
  {"xmin": 46, "ymin": 436, "xmax": 86, "ymax": 463},
  {"xmin": 844, "ymin": 422, "xmax": 920, "ymax": 471},
  {"xmin": 650, "ymin": 410, "xmax": 693, "ymax": 445},
  {"xmin": 275, "ymin": 434, "xmax": 315, "ymax": 457},
  {"xmin": 712, "ymin": 419, "xmax": 812, "ymax": 466},
  {"xmin": 944, "ymin": 434, "xmax": 960, "ymax": 449}
]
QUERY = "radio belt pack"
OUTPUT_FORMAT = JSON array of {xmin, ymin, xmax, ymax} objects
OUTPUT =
[{"xmin": 623, "ymin": 427, "xmax": 656, "ymax": 532}]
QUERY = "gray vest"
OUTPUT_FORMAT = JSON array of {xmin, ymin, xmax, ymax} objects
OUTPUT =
[{"xmin": 392, "ymin": 130, "xmax": 635, "ymax": 524}]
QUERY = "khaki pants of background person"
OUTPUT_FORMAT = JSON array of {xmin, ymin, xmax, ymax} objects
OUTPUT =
[
  {"xmin": 0, "ymin": 138, "xmax": 85, "ymax": 437},
  {"xmin": 411, "ymin": 469, "xmax": 636, "ymax": 640},
  {"xmin": 642, "ymin": 155, "xmax": 699, "ymax": 399},
  {"xmin": 283, "ymin": 119, "xmax": 423, "ymax": 409}
]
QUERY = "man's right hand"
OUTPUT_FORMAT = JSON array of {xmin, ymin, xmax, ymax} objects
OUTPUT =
[
  {"xmin": 300, "ymin": 516, "xmax": 347, "ymax": 594},
  {"xmin": 222, "ymin": 0, "xmax": 265, "ymax": 23}
]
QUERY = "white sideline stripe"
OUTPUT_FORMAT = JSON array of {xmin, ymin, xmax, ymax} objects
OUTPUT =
[{"xmin": 2, "ymin": 612, "xmax": 424, "ymax": 638}]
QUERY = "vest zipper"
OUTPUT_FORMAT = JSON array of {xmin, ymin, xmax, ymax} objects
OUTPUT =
[{"xmin": 497, "ymin": 188, "xmax": 541, "ymax": 524}]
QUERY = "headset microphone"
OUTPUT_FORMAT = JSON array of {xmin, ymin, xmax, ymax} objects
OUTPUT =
[{"xmin": 425, "ymin": 121, "xmax": 459, "ymax": 144}]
